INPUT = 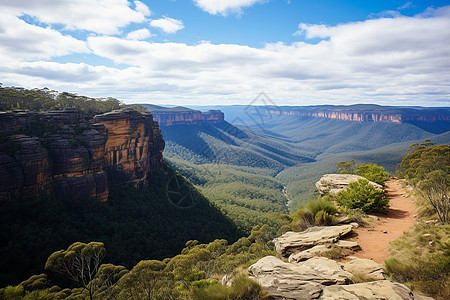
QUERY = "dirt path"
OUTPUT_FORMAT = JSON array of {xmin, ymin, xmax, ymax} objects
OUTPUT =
[{"xmin": 344, "ymin": 179, "xmax": 417, "ymax": 264}]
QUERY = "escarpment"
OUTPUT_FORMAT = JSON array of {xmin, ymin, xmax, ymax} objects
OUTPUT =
[
  {"xmin": 0, "ymin": 109, "xmax": 164, "ymax": 202},
  {"xmin": 150, "ymin": 109, "xmax": 225, "ymax": 126}
]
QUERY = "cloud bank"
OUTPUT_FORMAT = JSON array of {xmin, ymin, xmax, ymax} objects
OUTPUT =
[{"xmin": 0, "ymin": 1, "xmax": 449, "ymax": 106}]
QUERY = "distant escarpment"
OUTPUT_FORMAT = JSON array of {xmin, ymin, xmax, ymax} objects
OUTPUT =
[
  {"xmin": 142, "ymin": 104, "xmax": 224, "ymax": 126},
  {"xmin": 262, "ymin": 104, "xmax": 450, "ymax": 133},
  {"xmin": 265, "ymin": 105, "xmax": 449, "ymax": 123},
  {"xmin": 0, "ymin": 109, "xmax": 164, "ymax": 202}
]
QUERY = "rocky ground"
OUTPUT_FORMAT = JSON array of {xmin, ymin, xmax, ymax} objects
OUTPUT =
[{"xmin": 248, "ymin": 178, "xmax": 430, "ymax": 299}]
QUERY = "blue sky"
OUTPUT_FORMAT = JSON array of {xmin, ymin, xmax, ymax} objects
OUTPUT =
[{"xmin": 1, "ymin": 0, "xmax": 449, "ymax": 106}]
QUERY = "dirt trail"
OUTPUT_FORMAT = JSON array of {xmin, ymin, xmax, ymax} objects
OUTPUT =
[{"xmin": 344, "ymin": 179, "xmax": 417, "ymax": 264}]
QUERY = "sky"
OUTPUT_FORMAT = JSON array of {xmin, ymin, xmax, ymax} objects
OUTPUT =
[{"xmin": 1, "ymin": 0, "xmax": 450, "ymax": 107}]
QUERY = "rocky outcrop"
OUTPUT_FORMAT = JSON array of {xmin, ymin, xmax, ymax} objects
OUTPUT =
[
  {"xmin": 261, "ymin": 105, "xmax": 450, "ymax": 124},
  {"xmin": 320, "ymin": 280, "xmax": 434, "ymax": 300},
  {"xmin": 93, "ymin": 110, "xmax": 164, "ymax": 186},
  {"xmin": 248, "ymin": 256, "xmax": 351, "ymax": 300},
  {"xmin": 316, "ymin": 174, "xmax": 382, "ymax": 196},
  {"xmin": 342, "ymin": 258, "xmax": 385, "ymax": 280},
  {"xmin": 0, "ymin": 109, "xmax": 164, "ymax": 202},
  {"xmin": 150, "ymin": 110, "xmax": 224, "ymax": 126},
  {"xmin": 274, "ymin": 225, "xmax": 354, "ymax": 257}
]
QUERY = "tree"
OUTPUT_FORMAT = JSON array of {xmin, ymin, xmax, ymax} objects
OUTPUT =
[
  {"xmin": 398, "ymin": 143, "xmax": 449, "ymax": 223},
  {"xmin": 45, "ymin": 242, "xmax": 106, "ymax": 300}
]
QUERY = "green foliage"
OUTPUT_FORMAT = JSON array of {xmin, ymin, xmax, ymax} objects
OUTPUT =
[
  {"xmin": 398, "ymin": 143, "xmax": 449, "ymax": 223},
  {"xmin": 334, "ymin": 179, "xmax": 388, "ymax": 214},
  {"xmin": 167, "ymin": 158, "xmax": 289, "ymax": 234},
  {"xmin": 0, "ymin": 86, "xmax": 147, "ymax": 116},
  {"xmin": 0, "ymin": 164, "xmax": 240, "ymax": 288},
  {"xmin": 337, "ymin": 160, "xmax": 390, "ymax": 185},
  {"xmin": 193, "ymin": 275, "xmax": 268, "ymax": 300},
  {"xmin": 290, "ymin": 198, "xmax": 338, "ymax": 231},
  {"xmin": 45, "ymin": 242, "xmax": 106, "ymax": 300}
]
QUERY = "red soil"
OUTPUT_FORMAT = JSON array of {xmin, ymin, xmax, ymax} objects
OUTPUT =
[{"xmin": 344, "ymin": 179, "xmax": 417, "ymax": 264}]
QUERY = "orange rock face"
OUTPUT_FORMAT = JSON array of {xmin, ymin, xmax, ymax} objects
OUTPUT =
[
  {"xmin": 0, "ymin": 109, "xmax": 164, "ymax": 202},
  {"xmin": 94, "ymin": 110, "xmax": 164, "ymax": 187}
]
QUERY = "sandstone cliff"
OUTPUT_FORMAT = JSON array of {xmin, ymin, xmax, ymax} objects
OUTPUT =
[
  {"xmin": 0, "ymin": 109, "xmax": 164, "ymax": 202},
  {"xmin": 147, "ymin": 107, "xmax": 224, "ymax": 126},
  {"xmin": 262, "ymin": 104, "xmax": 450, "ymax": 125}
]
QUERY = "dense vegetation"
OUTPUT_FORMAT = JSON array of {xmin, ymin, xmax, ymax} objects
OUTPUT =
[
  {"xmin": 337, "ymin": 160, "xmax": 391, "ymax": 185},
  {"xmin": 0, "ymin": 226, "xmax": 277, "ymax": 300},
  {"xmin": 0, "ymin": 85, "xmax": 147, "ymax": 115},
  {"xmin": 166, "ymin": 158, "xmax": 289, "ymax": 234},
  {"xmin": 398, "ymin": 141, "xmax": 449, "ymax": 223},
  {"xmin": 384, "ymin": 141, "xmax": 450, "ymax": 300},
  {"xmin": 0, "ymin": 164, "xmax": 241, "ymax": 288}
]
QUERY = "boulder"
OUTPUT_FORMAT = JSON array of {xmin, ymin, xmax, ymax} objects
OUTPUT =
[
  {"xmin": 342, "ymin": 258, "xmax": 385, "ymax": 280},
  {"xmin": 274, "ymin": 225, "xmax": 353, "ymax": 257},
  {"xmin": 289, "ymin": 245, "xmax": 331, "ymax": 263},
  {"xmin": 316, "ymin": 174, "xmax": 382, "ymax": 196},
  {"xmin": 335, "ymin": 240, "xmax": 360, "ymax": 250},
  {"xmin": 249, "ymin": 256, "xmax": 349, "ymax": 300},
  {"xmin": 299, "ymin": 257, "xmax": 352, "ymax": 284},
  {"xmin": 319, "ymin": 280, "xmax": 434, "ymax": 300}
]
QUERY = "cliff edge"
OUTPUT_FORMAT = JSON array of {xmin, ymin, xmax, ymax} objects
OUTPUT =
[{"xmin": 0, "ymin": 109, "xmax": 164, "ymax": 202}]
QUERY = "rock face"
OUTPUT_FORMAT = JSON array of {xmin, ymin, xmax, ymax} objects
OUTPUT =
[
  {"xmin": 316, "ymin": 174, "xmax": 383, "ymax": 196},
  {"xmin": 150, "ymin": 110, "xmax": 224, "ymax": 126},
  {"xmin": 342, "ymin": 258, "xmax": 385, "ymax": 280},
  {"xmin": 0, "ymin": 109, "xmax": 164, "ymax": 202},
  {"xmin": 320, "ymin": 280, "xmax": 434, "ymax": 300},
  {"xmin": 274, "ymin": 225, "xmax": 353, "ymax": 257},
  {"xmin": 260, "ymin": 105, "xmax": 450, "ymax": 124},
  {"xmin": 248, "ymin": 256, "xmax": 351, "ymax": 300},
  {"xmin": 94, "ymin": 110, "xmax": 164, "ymax": 186}
]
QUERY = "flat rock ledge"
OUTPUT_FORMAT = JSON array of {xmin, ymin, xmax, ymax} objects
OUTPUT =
[
  {"xmin": 316, "ymin": 174, "xmax": 383, "ymax": 196},
  {"xmin": 249, "ymin": 256, "xmax": 433, "ymax": 300},
  {"xmin": 274, "ymin": 225, "xmax": 354, "ymax": 257}
]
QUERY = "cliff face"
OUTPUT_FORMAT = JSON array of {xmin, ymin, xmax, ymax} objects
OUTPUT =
[
  {"xmin": 263, "ymin": 106, "xmax": 450, "ymax": 124},
  {"xmin": 0, "ymin": 109, "xmax": 164, "ymax": 202},
  {"xmin": 151, "ymin": 110, "xmax": 224, "ymax": 126}
]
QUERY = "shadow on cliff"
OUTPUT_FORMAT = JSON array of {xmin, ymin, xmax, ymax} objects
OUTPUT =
[{"xmin": 0, "ymin": 163, "xmax": 242, "ymax": 288}]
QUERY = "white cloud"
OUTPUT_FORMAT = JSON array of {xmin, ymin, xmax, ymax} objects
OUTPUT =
[
  {"xmin": 126, "ymin": 28, "xmax": 154, "ymax": 40},
  {"xmin": 150, "ymin": 16, "xmax": 184, "ymax": 34},
  {"xmin": 193, "ymin": 0, "xmax": 267, "ymax": 16},
  {"xmin": 1, "ymin": 5, "xmax": 450, "ymax": 107},
  {"xmin": 0, "ymin": 13, "xmax": 89, "ymax": 62},
  {"xmin": 0, "ymin": 0, "xmax": 151, "ymax": 34}
]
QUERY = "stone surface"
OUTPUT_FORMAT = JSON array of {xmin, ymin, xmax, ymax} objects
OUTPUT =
[
  {"xmin": 342, "ymin": 258, "xmax": 385, "ymax": 280},
  {"xmin": 335, "ymin": 240, "xmax": 360, "ymax": 250},
  {"xmin": 274, "ymin": 225, "xmax": 353, "ymax": 257},
  {"xmin": 316, "ymin": 174, "xmax": 383, "ymax": 196},
  {"xmin": 289, "ymin": 245, "xmax": 332, "ymax": 263},
  {"xmin": 319, "ymin": 280, "xmax": 434, "ymax": 300},
  {"xmin": 0, "ymin": 109, "xmax": 164, "ymax": 202},
  {"xmin": 249, "ymin": 256, "xmax": 349, "ymax": 300},
  {"xmin": 299, "ymin": 257, "xmax": 353, "ymax": 284}
]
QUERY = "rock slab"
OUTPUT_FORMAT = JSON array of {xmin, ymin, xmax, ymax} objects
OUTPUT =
[
  {"xmin": 274, "ymin": 225, "xmax": 353, "ymax": 257},
  {"xmin": 316, "ymin": 174, "xmax": 383, "ymax": 196}
]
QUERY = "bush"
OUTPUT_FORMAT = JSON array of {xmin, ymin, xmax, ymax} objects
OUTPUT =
[
  {"xmin": 334, "ymin": 179, "xmax": 388, "ymax": 214},
  {"xmin": 194, "ymin": 275, "xmax": 268, "ymax": 300},
  {"xmin": 337, "ymin": 161, "xmax": 390, "ymax": 185},
  {"xmin": 290, "ymin": 198, "xmax": 338, "ymax": 231}
]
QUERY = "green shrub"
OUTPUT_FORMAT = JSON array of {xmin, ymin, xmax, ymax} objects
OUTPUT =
[
  {"xmin": 334, "ymin": 179, "xmax": 388, "ymax": 214},
  {"xmin": 194, "ymin": 275, "xmax": 267, "ymax": 300},
  {"xmin": 337, "ymin": 161, "xmax": 390, "ymax": 185}
]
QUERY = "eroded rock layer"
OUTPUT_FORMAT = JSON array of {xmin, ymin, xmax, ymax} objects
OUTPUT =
[{"xmin": 0, "ymin": 109, "xmax": 164, "ymax": 202}]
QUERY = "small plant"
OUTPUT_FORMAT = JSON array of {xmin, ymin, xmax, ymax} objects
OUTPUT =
[{"xmin": 334, "ymin": 179, "xmax": 388, "ymax": 214}]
